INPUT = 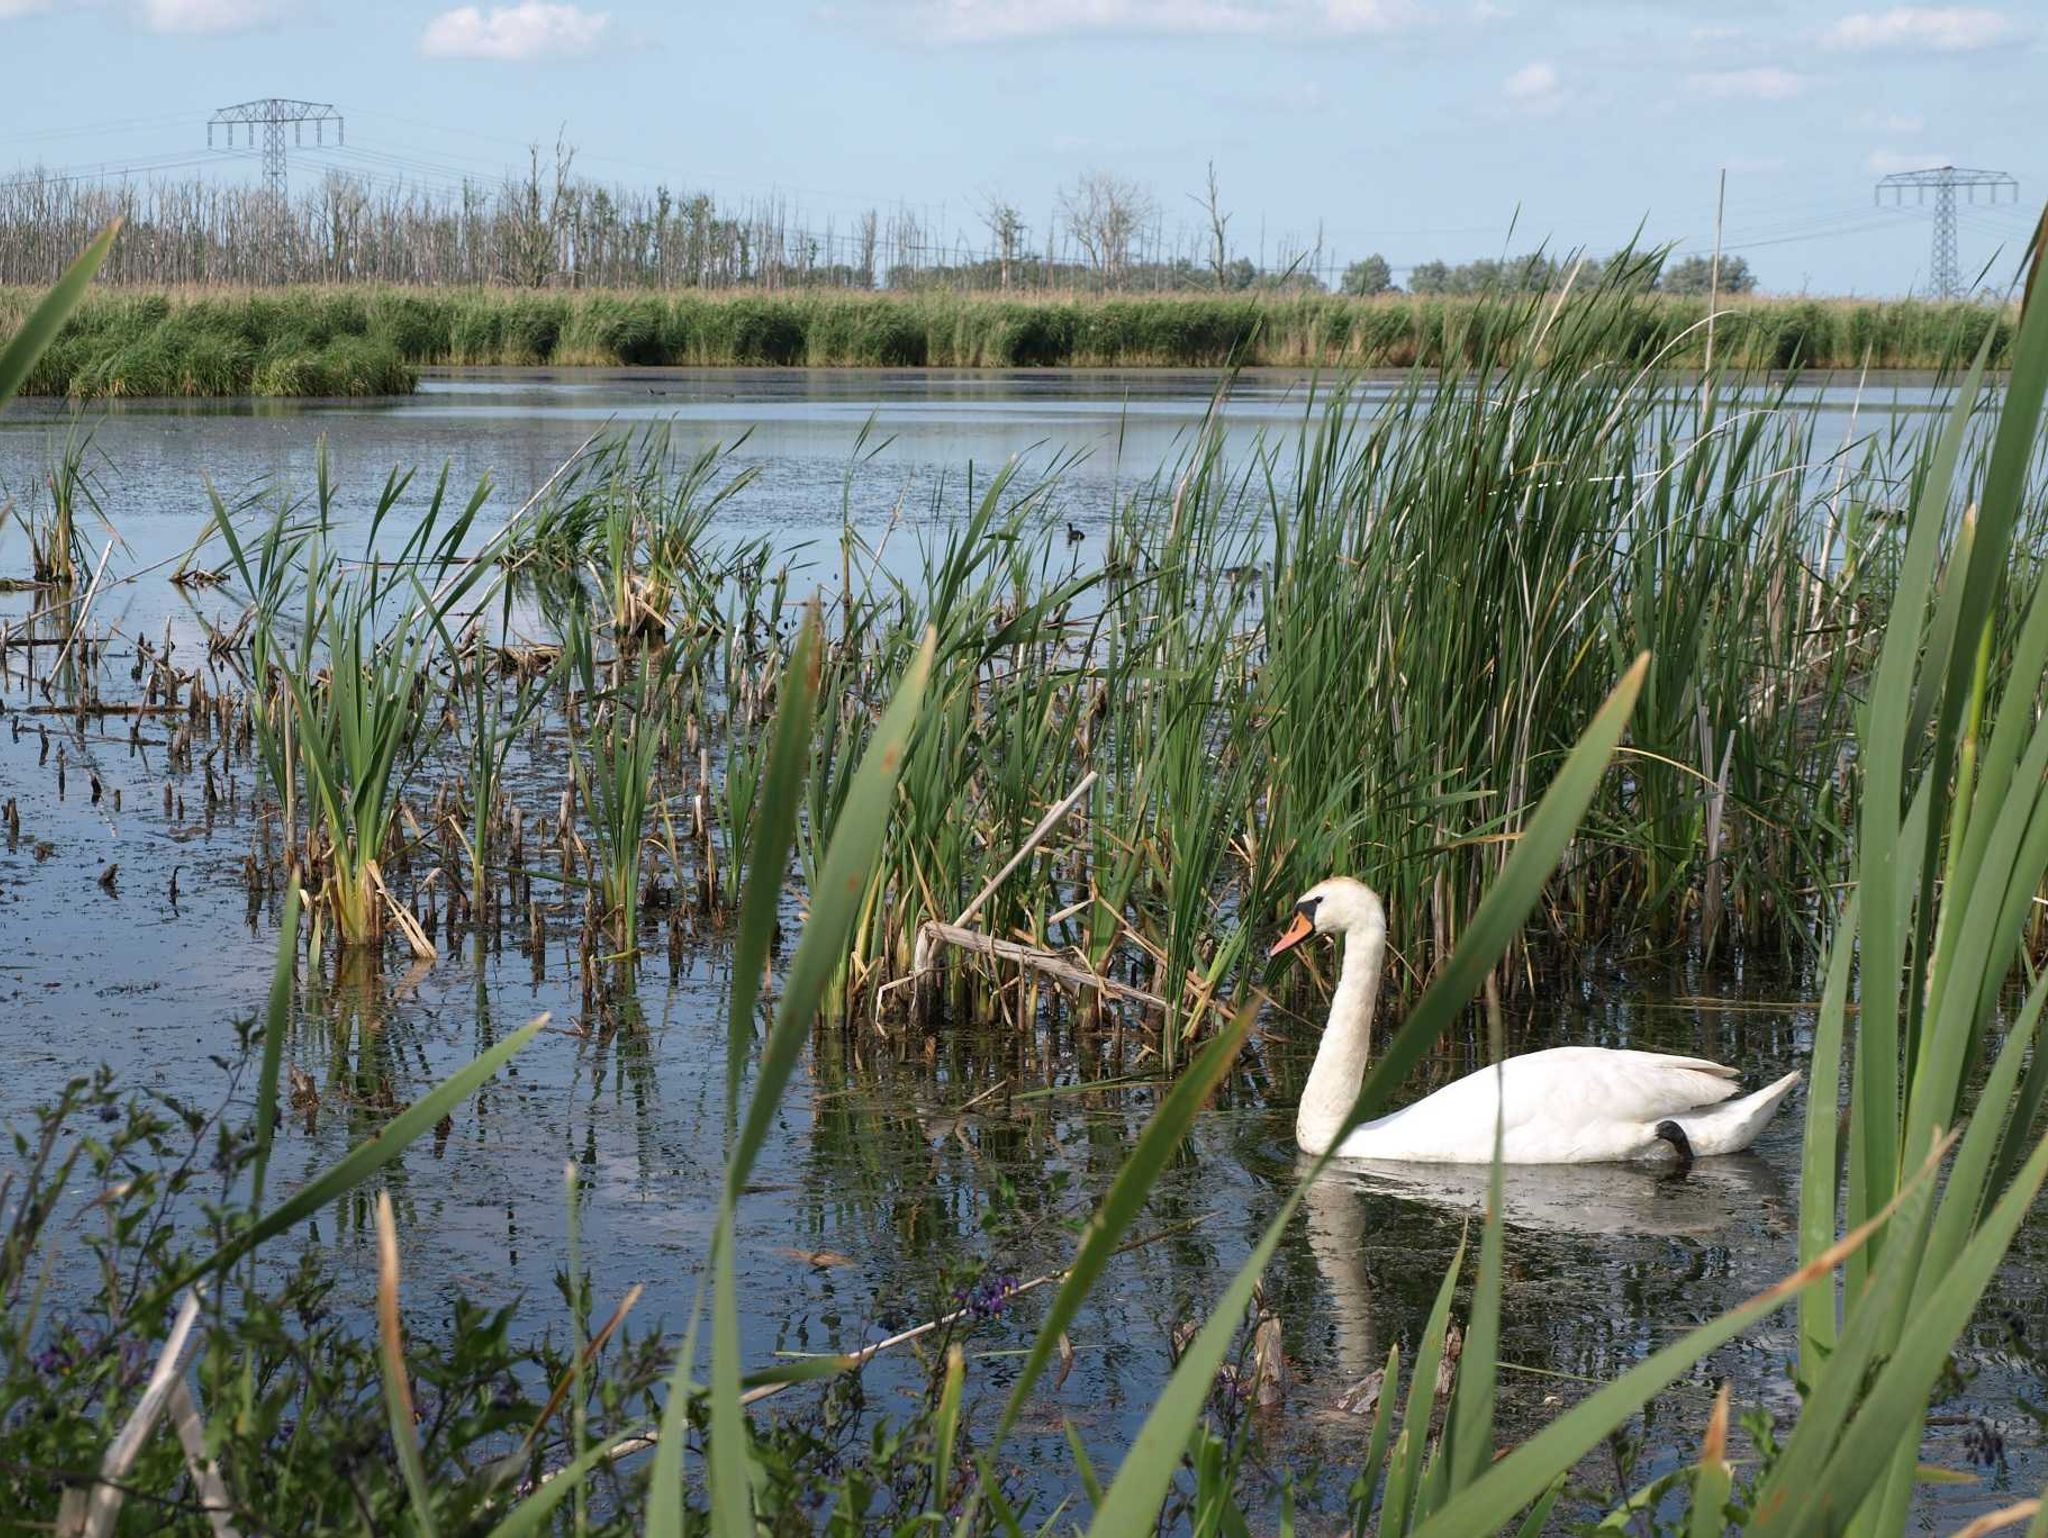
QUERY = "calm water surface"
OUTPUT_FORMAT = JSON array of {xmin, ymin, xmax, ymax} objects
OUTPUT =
[{"xmin": 1, "ymin": 370, "xmax": 2037, "ymax": 1528}]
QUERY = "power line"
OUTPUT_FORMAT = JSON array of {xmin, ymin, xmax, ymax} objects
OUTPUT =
[
  {"xmin": 4, "ymin": 152, "xmax": 240, "ymax": 186},
  {"xmin": 0, "ymin": 109, "xmax": 207, "ymax": 148}
]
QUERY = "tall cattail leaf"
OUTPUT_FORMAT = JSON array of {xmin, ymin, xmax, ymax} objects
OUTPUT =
[
  {"xmin": 148, "ymin": 1014, "xmax": 547, "ymax": 1308},
  {"xmin": 249, "ymin": 883, "xmax": 302, "ymax": 1214},
  {"xmin": 993, "ymin": 1001, "xmax": 1254, "ymax": 1446},
  {"xmin": 706, "ymin": 631, "xmax": 933, "ymax": 1538},
  {"xmin": 0, "ymin": 220, "xmax": 118, "ymax": 406}
]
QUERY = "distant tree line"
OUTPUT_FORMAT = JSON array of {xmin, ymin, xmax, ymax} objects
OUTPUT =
[
  {"xmin": 0, "ymin": 145, "xmax": 1756, "ymax": 298},
  {"xmin": 1339, "ymin": 250, "xmax": 1756, "ymax": 298}
]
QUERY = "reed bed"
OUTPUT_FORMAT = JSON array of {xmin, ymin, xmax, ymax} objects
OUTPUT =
[
  {"xmin": 0, "ymin": 281, "xmax": 2020, "ymax": 397},
  {"xmin": 8, "ymin": 217, "xmax": 2048, "ymax": 1534},
  {"xmin": 21, "ymin": 262, "xmax": 2041, "ymax": 1043}
]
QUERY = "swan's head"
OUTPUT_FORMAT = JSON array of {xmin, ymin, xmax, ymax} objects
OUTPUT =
[{"xmin": 1269, "ymin": 876, "xmax": 1385, "ymax": 958}]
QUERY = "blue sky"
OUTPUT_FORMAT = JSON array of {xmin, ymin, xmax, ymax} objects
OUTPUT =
[{"xmin": 0, "ymin": 0, "xmax": 2039, "ymax": 294}]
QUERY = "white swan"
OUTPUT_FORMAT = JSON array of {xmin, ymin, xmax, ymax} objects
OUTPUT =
[{"xmin": 1271, "ymin": 877, "xmax": 1801, "ymax": 1164}]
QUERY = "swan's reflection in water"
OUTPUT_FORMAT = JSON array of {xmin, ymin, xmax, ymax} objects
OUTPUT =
[{"xmin": 1299, "ymin": 1154, "xmax": 1795, "ymax": 1382}]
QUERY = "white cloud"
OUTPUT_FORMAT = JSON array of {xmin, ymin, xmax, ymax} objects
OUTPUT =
[
  {"xmin": 918, "ymin": 0, "xmax": 1421, "ymax": 41},
  {"xmin": 1503, "ymin": 59, "xmax": 1564, "ymax": 114},
  {"xmin": 421, "ymin": 2, "xmax": 609, "ymax": 59},
  {"xmin": 1685, "ymin": 66, "xmax": 1807, "ymax": 100},
  {"xmin": 1318, "ymin": 0, "xmax": 1417, "ymax": 31},
  {"xmin": 138, "ymin": 0, "xmax": 282, "ymax": 31},
  {"xmin": 1856, "ymin": 108, "xmax": 1926, "ymax": 131},
  {"xmin": 1868, "ymin": 149, "xmax": 1954, "ymax": 173},
  {"xmin": 1822, "ymin": 6, "xmax": 2017, "ymax": 51},
  {"xmin": 0, "ymin": 0, "xmax": 55, "ymax": 17}
]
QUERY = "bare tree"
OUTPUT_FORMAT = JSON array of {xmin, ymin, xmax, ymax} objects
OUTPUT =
[
  {"xmin": 979, "ymin": 193, "xmax": 1027, "ymax": 290},
  {"xmin": 856, "ymin": 209, "xmax": 879, "ymax": 288},
  {"xmin": 1192, "ymin": 161, "xmax": 1231, "ymax": 290},
  {"xmin": 512, "ymin": 131, "xmax": 576, "ymax": 288},
  {"xmin": 1059, "ymin": 171, "xmax": 1154, "ymax": 290}
]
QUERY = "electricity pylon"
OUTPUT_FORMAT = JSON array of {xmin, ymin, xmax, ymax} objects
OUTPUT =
[
  {"xmin": 207, "ymin": 98, "xmax": 343, "ymax": 200},
  {"xmin": 1875, "ymin": 164, "xmax": 2018, "ymax": 299}
]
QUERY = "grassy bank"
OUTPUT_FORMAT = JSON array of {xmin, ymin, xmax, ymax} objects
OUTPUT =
[{"xmin": 0, "ymin": 282, "xmax": 2020, "ymax": 396}]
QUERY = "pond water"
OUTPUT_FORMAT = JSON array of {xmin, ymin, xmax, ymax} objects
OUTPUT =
[{"xmin": 0, "ymin": 369, "xmax": 2037, "ymax": 1528}]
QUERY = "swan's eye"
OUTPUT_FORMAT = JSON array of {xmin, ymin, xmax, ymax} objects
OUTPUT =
[{"xmin": 1295, "ymin": 896, "xmax": 1323, "ymax": 926}]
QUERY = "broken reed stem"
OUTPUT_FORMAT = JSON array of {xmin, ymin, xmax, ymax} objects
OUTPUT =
[
  {"xmin": 165, "ymin": 1380, "xmax": 241, "ymax": 1538},
  {"xmin": 894, "ymin": 772, "xmax": 1125, "ymax": 1015},
  {"xmin": 45, "ymin": 536, "xmax": 114, "ymax": 686},
  {"xmin": 951, "ymin": 770, "xmax": 1097, "ymax": 930},
  {"xmin": 915, "ymin": 922, "xmax": 1168, "ymax": 1012},
  {"xmin": 57, "ymin": 1288, "xmax": 204, "ymax": 1538}
]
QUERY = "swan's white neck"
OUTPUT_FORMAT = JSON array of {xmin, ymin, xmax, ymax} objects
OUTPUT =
[{"xmin": 1295, "ymin": 903, "xmax": 1386, "ymax": 1155}]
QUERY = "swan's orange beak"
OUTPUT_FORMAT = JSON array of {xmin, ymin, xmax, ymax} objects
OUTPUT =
[{"xmin": 1268, "ymin": 911, "xmax": 1314, "ymax": 958}]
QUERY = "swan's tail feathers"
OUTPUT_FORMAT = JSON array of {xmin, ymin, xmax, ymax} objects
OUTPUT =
[{"xmin": 1669, "ymin": 1071, "xmax": 1801, "ymax": 1157}]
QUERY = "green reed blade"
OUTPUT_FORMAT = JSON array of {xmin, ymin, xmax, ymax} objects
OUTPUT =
[
  {"xmin": 1990, "ymin": 966, "xmax": 2048, "ymax": 1204},
  {"xmin": 1913, "ymin": 916, "xmax": 2048, "ymax": 1282},
  {"xmin": 1337, "ymin": 654, "xmax": 1648, "ymax": 1140},
  {"xmin": 0, "ymin": 221, "xmax": 118, "ymax": 408},
  {"xmin": 1763, "ymin": 1128, "xmax": 2048, "ymax": 1535},
  {"xmin": 1512, "ymin": 1479, "xmax": 1565, "ymax": 1538},
  {"xmin": 646, "ymin": 1266, "xmax": 710, "ymax": 1538},
  {"xmin": 1746, "ymin": 1149, "xmax": 1941, "ymax": 1531},
  {"xmin": 1408, "ymin": 1156, "xmax": 1926, "ymax": 1538},
  {"xmin": 1851, "ymin": 317, "xmax": 1993, "ymax": 1242},
  {"xmin": 700, "ymin": 629, "xmax": 934, "ymax": 1538},
  {"xmin": 726, "ymin": 607, "xmax": 822, "ymax": 1124},
  {"xmin": 725, "ymin": 626, "xmax": 933, "ymax": 1203},
  {"xmin": 147, "ymin": 1014, "xmax": 547, "ymax": 1309},
  {"xmin": 1081, "ymin": 1182, "xmax": 1296, "ymax": 1538},
  {"xmin": 931, "ymin": 1344, "xmax": 965, "ymax": 1519},
  {"xmin": 1449, "ymin": 1124, "xmax": 1505, "ymax": 1495},
  {"xmin": 1906, "ymin": 710, "xmax": 2048, "ymax": 1161},
  {"xmin": 1391, "ymin": 1230, "xmax": 1466, "ymax": 1533},
  {"xmin": 249, "ymin": 883, "xmax": 302, "ymax": 1215},
  {"xmin": 1687, "ymin": 1388, "xmax": 1735, "ymax": 1538},
  {"xmin": 1354, "ymin": 1344, "xmax": 1400, "ymax": 1524},
  {"xmin": 992, "ymin": 999, "xmax": 1255, "ymax": 1446},
  {"xmin": 1797, "ymin": 891, "xmax": 1858, "ymax": 1374},
  {"xmin": 481, "ymin": 1432, "xmax": 641, "ymax": 1538}
]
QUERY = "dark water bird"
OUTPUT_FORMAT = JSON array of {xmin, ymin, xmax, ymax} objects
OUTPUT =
[{"xmin": 1065, "ymin": 522, "xmax": 1085, "ymax": 545}]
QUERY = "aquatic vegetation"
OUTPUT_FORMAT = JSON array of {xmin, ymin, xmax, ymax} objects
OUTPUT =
[
  {"xmin": 568, "ymin": 623, "xmax": 677, "ymax": 953},
  {"xmin": 1, "ymin": 419, "xmax": 106, "ymax": 589},
  {"xmin": 212, "ymin": 448, "xmax": 498, "ymax": 951},
  {"xmin": 441, "ymin": 604, "xmax": 553, "ymax": 929},
  {"xmin": 0, "ymin": 279, "xmax": 2022, "ymax": 397}
]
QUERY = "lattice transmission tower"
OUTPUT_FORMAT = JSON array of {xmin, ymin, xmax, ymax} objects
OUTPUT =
[
  {"xmin": 1875, "ymin": 164, "xmax": 2018, "ymax": 299},
  {"xmin": 207, "ymin": 98, "xmax": 343, "ymax": 200}
]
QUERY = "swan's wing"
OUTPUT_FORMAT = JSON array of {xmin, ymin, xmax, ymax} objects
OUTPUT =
[
  {"xmin": 1501, "ymin": 1048, "xmax": 1742, "ymax": 1128},
  {"xmin": 1337, "ymin": 1047, "xmax": 1743, "ymax": 1162}
]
